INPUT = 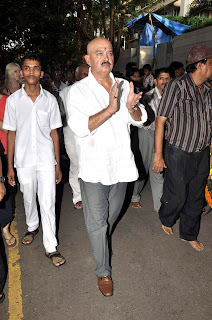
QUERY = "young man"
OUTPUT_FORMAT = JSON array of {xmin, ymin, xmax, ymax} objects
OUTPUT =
[
  {"xmin": 67, "ymin": 38, "xmax": 147, "ymax": 296},
  {"xmin": 131, "ymin": 68, "xmax": 171, "ymax": 211},
  {"xmin": 3, "ymin": 53, "xmax": 65, "ymax": 267},
  {"xmin": 153, "ymin": 45, "xmax": 212, "ymax": 251}
]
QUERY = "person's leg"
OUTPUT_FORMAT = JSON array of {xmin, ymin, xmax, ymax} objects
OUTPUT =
[
  {"xmin": 16, "ymin": 167, "xmax": 39, "ymax": 232},
  {"xmin": 159, "ymin": 144, "xmax": 195, "ymax": 233},
  {"xmin": 131, "ymin": 180, "xmax": 144, "ymax": 207},
  {"xmin": 79, "ymin": 179, "xmax": 111, "ymax": 277},
  {"xmin": 0, "ymin": 252, "xmax": 6, "ymax": 298},
  {"xmin": 64, "ymin": 141, "xmax": 82, "ymax": 205},
  {"xmin": 180, "ymin": 147, "xmax": 210, "ymax": 250},
  {"xmin": 149, "ymin": 153, "xmax": 164, "ymax": 212},
  {"xmin": 108, "ymin": 182, "xmax": 128, "ymax": 234},
  {"xmin": 36, "ymin": 167, "xmax": 58, "ymax": 254}
]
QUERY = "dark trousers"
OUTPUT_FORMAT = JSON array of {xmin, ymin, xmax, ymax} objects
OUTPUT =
[
  {"xmin": 159, "ymin": 143, "xmax": 210, "ymax": 241},
  {"xmin": 0, "ymin": 252, "xmax": 6, "ymax": 293}
]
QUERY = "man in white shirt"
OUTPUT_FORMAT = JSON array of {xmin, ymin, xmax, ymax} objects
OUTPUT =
[
  {"xmin": 67, "ymin": 38, "xmax": 147, "ymax": 296},
  {"xmin": 59, "ymin": 64, "xmax": 89, "ymax": 210},
  {"xmin": 131, "ymin": 68, "xmax": 171, "ymax": 211},
  {"xmin": 3, "ymin": 53, "xmax": 65, "ymax": 267}
]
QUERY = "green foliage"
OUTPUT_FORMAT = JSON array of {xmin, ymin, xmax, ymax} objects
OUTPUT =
[
  {"xmin": 0, "ymin": 0, "xmax": 152, "ymax": 69},
  {"xmin": 163, "ymin": 15, "xmax": 212, "ymax": 31}
]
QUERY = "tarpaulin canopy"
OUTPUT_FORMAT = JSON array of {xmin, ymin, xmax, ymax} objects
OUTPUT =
[{"xmin": 125, "ymin": 13, "xmax": 190, "ymax": 48}]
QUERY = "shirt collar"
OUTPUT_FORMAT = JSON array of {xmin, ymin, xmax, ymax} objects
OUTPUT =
[
  {"xmin": 88, "ymin": 68, "xmax": 116, "ymax": 88},
  {"xmin": 20, "ymin": 84, "xmax": 47, "ymax": 98},
  {"xmin": 155, "ymin": 86, "xmax": 162, "ymax": 99},
  {"xmin": 187, "ymin": 72, "xmax": 211, "ymax": 92}
]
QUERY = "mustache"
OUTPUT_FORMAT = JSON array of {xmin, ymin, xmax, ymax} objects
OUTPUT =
[{"xmin": 101, "ymin": 61, "xmax": 111, "ymax": 66}]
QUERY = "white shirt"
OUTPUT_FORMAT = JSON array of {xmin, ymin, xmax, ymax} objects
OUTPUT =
[
  {"xmin": 52, "ymin": 81, "xmax": 67, "ymax": 92},
  {"xmin": 59, "ymin": 86, "xmax": 75, "ymax": 142},
  {"xmin": 3, "ymin": 85, "xmax": 62, "ymax": 168},
  {"xmin": 67, "ymin": 70, "xmax": 147, "ymax": 185},
  {"xmin": 143, "ymin": 74, "xmax": 154, "ymax": 88}
]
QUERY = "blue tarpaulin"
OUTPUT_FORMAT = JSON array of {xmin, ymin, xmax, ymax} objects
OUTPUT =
[{"xmin": 125, "ymin": 13, "xmax": 190, "ymax": 49}]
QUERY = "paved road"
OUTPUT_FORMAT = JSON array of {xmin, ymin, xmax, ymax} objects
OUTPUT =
[{"xmin": 1, "ymin": 181, "xmax": 212, "ymax": 320}]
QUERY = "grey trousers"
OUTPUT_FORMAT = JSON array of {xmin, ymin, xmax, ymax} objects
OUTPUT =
[
  {"xmin": 79, "ymin": 179, "xmax": 127, "ymax": 277},
  {"xmin": 131, "ymin": 128, "xmax": 163, "ymax": 211}
]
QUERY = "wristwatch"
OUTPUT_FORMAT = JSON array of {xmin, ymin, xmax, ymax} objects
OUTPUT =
[{"xmin": 0, "ymin": 176, "xmax": 5, "ymax": 183}]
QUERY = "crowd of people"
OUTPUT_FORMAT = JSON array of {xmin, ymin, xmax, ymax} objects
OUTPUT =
[{"xmin": 0, "ymin": 38, "xmax": 212, "ymax": 301}]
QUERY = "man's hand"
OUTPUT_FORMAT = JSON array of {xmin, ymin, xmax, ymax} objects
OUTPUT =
[
  {"xmin": 0, "ymin": 182, "xmax": 6, "ymax": 201},
  {"xmin": 56, "ymin": 165, "xmax": 62, "ymax": 184},
  {"xmin": 153, "ymin": 154, "xmax": 167, "ymax": 173},
  {"xmin": 126, "ymin": 82, "xmax": 142, "ymax": 111},
  {"xmin": 107, "ymin": 81, "xmax": 119, "ymax": 115},
  {"xmin": 8, "ymin": 167, "xmax": 16, "ymax": 187}
]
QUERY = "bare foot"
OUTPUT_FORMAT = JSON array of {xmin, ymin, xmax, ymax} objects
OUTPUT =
[
  {"xmin": 2, "ymin": 224, "xmax": 16, "ymax": 247},
  {"xmin": 131, "ymin": 202, "xmax": 142, "ymax": 209},
  {"xmin": 74, "ymin": 201, "xmax": 83, "ymax": 210},
  {"xmin": 162, "ymin": 224, "xmax": 173, "ymax": 235},
  {"xmin": 181, "ymin": 239, "xmax": 204, "ymax": 251}
]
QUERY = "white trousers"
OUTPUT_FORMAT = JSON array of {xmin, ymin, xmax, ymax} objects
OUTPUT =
[
  {"xmin": 64, "ymin": 139, "xmax": 82, "ymax": 205},
  {"xmin": 17, "ymin": 166, "xmax": 57, "ymax": 253}
]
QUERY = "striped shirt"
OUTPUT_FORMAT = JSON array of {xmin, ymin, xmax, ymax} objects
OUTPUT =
[{"xmin": 158, "ymin": 73, "xmax": 212, "ymax": 153}]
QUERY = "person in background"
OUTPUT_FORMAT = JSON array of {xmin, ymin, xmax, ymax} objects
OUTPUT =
[
  {"xmin": 169, "ymin": 61, "xmax": 185, "ymax": 79},
  {"xmin": 142, "ymin": 64, "xmax": 154, "ymax": 93},
  {"xmin": 0, "ymin": 156, "xmax": 7, "ymax": 304},
  {"xmin": 52, "ymin": 69, "xmax": 67, "ymax": 96},
  {"xmin": 131, "ymin": 68, "xmax": 171, "ymax": 211},
  {"xmin": 1, "ymin": 63, "xmax": 22, "ymax": 95},
  {"xmin": 126, "ymin": 67, "xmax": 142, "ymax": 93},
  {"xmin": 65, "ymin": 69, "xmax": 74, "ymax": 86},
  {"xmin": 0, "ymin": 93, "xmax": 16, "ymax": 247},
  {"xmin": 59, "ymin": 64, "xmax": 89, "ymax": 210}
]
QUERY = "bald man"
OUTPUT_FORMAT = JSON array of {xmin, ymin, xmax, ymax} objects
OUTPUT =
[
  {"xmin": 60, "ymin": 64, "xmax": 89, "ymax": 210},
  {"xmin": 75, "ymin": 65, "xmax": 89, "ymax": 81},
  {"xmin": 67, "ymin": 38, "xmax": 147, "ymax": 296}
]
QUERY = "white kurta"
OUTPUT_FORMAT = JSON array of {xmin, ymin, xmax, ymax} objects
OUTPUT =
[{"xmin": 66, "ymin": 70, "xmax": 147, "ymax": 185}]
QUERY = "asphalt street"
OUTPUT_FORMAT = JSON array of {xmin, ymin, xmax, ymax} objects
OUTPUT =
[{"xmin": 1, "ymin": 180, "xmax": 212, "ymax": 320}]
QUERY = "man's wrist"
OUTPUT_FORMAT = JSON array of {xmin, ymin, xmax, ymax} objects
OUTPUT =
[
  {"xmin": 106, "ymin": 106, "xmax": 115, "ymax": 117},
  {"xmin": 128, "ymin": 106, "xmax": 138, "ymax": 114}
]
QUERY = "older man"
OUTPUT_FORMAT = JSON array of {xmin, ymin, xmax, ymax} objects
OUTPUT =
[
  {"xmin": 67, "ymin": 38, "xmax": 147, "ymax": 296},
  {"xmin": 60, "ymin": 64, "xmax": 89, "ymax": 210},
  {"xmin": 153, "ymin": 45, "xmax": 212, "ymax": 251}
]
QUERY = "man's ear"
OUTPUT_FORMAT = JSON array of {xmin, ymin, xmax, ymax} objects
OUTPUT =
[
  {"xmin": 153, "ymin": 79, "xmax": 157, "ymax": 86},
  {"xmin": 20, "ymin": 70, "xmax": 24, "ymax": 79},
  {"xmin": 85, "ymin": 55, "xmax": 91, "ymax": 66},
  {"xmin": 40, "ymin": 71, "xmax": 44, "ymax": 79}
]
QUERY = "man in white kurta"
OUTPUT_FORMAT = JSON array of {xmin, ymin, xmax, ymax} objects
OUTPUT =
[
  {"xmin": 67, "ymin": 38, "xmax": 147, "ymax": 296},
  {"xmin": 3, "ymin": 53, "xmax": 65, "ymax": 267},
  {"xmin": 59, "ymin": 64, "xmax": 89, "ymax": 210}
]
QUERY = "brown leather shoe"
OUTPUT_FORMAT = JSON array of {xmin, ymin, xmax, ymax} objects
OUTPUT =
[{"xmin": 98, "ymin": 276, "xmax": 113, "ymax": 296}]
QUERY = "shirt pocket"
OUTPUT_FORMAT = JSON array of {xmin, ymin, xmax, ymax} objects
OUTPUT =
[
  {"xmin": 37, "ymin": 110, "xmax": 50, "ymax": 127},
  {"xmin": 178, "ymin": 98, "xmax": 197, "ymax": 118}
]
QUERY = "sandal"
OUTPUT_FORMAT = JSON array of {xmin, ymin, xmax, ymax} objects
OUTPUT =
[
  {"xmin": 5, "ymin": 235, "xmax": 16, "ymax": 247},
  {"xmin": 22, "ymin": 228, "xmax": 39, "ymax": 245},
  {"xmin": 74, "ymin": 201, "xmax": 83, "ymax": 210},
  {"xmin": 45, "ymin": 251, "xmax": 66, "ymax": 267}
]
